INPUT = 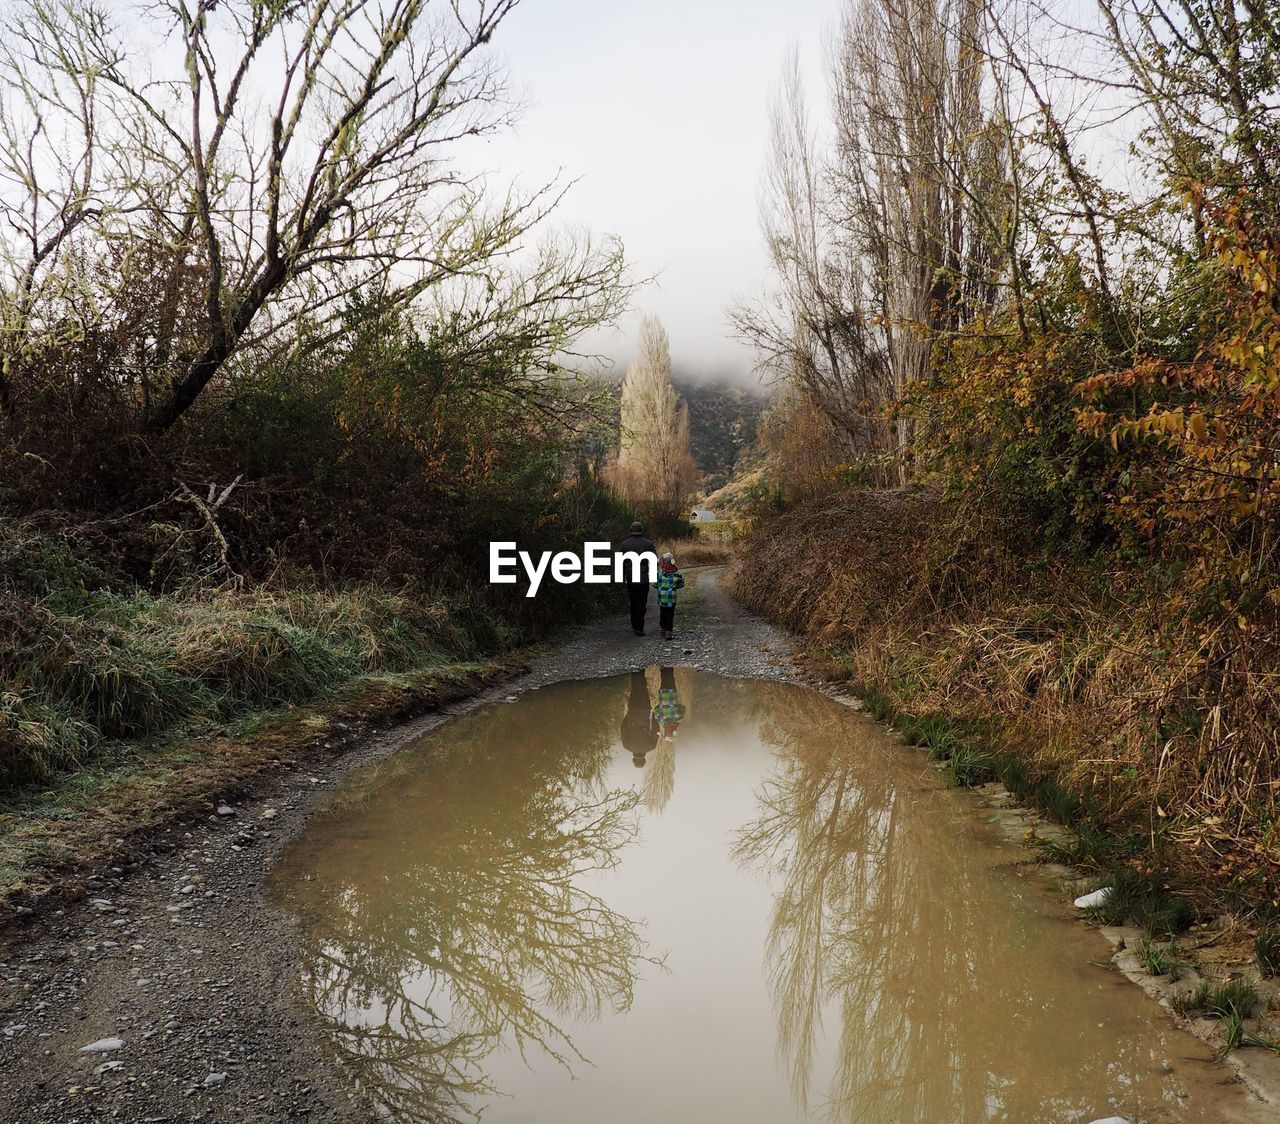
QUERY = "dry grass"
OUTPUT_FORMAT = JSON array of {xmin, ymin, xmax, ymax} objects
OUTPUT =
[
  {"xmin": 730, "ymin": 488, "xmax": 1280, "ymax": 909},
  {"xmin": 657, "ymin": 533, "xmax": 736, "ymax": 569},
  {"xmin": 0, "ymin": 583, "xmax": 483, "ymax": 790}
]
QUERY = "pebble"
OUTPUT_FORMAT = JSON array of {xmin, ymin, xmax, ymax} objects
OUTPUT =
[
  {"xmin": 180, "ymin": 885, "xmax": 196, "ymax": 895},
  {"xmin": 261, "ymin": 808, "xmax": 278, "ymax": 819},
  {"xmin": 203, "ymin": 1071, "xmax": 228, "ymax": 1088},
  {"xmin": 216, "ymin": 805, "xmax": 235, "ymax": 816},
  {"xmin": 78, "ymin": 1036, "xmax": 124, "ymax": 1053}
]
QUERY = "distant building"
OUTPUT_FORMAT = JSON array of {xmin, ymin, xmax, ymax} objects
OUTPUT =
[{"xmin": 690, "ymin": 509, "xmax": 717, "ymax": 522}]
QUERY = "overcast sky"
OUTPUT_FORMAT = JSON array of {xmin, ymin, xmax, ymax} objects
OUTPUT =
[{"xmin": 473, "ymin": 0, "xmax": 836, "ymax": 383}]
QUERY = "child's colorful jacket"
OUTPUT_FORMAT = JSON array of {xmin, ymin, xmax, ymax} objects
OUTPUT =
[{"xmin": 654, "ymin": 569, "xmax": 685, "ymax": 607}]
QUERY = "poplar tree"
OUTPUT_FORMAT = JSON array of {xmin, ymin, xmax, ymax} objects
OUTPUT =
[{"xmin": 616, "ymin": 316, "xmax": 699, "ymax": 518}]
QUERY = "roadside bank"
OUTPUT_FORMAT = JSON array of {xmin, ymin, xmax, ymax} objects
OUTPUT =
[{"xmin": 729, "ymin": 490, "xmax": 1280, "ymax": 1096}]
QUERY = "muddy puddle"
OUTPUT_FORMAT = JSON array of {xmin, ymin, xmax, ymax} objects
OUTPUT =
[{"xmin": 273, "ymin": 671, "xmax": 1257, "ymax": 1122}]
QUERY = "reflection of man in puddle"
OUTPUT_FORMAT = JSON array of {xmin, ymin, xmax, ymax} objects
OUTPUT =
[
  {"xmin": 651, "ymin": 667, "xmax": 686, "ymax": 741},
  {"xmin": 620, "ymin": 670, "xmax": 659, "ymax": 767}
]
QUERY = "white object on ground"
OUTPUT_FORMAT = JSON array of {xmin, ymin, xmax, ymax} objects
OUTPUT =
[
  {"xmin": 1074, "ymin": 887, "xmax": 1112, "ymax": 910},
  {"xmin": 79, "ymin": 1037, "xmax": 124, "ymax": 1053}
]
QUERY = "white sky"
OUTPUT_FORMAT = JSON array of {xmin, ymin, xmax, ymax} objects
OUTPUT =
[{"xmin": 473, "ymin": 0, "xmax": 837, "ymax": 382}]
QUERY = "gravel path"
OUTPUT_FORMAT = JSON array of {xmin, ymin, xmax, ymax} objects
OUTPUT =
[{"xmin": 0, "ymin": 569, "xmax": 797, "ymax": 1123}]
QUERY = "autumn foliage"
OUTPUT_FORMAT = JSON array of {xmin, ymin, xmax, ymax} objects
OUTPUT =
[{"xmin": 742, "ymin": 189, "xmax": 1280, "ymax": 905}]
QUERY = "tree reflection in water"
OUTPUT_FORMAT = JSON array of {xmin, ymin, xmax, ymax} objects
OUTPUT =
[
  {"xmin": 276, "ymin": 678, "xmax": 655, "ymax": 1122},
  {"xmin": 278, "ymin": 674, "xmax": 1215, "ymax": 1124},
  {"xmin": 735, "ymin": 684, "xmax": 1201, "ymax": 1123}
]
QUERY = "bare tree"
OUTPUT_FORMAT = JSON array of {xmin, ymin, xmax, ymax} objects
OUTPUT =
[
  {"xmin": 0, "ymin": 0, "xmax": 626, "ymax": 435},
  {"xmin": 1092, "ymin": 0, "xmax": 1280, "ymax": 202},
  {"xmin": 732, "ymin": 50, "xmax": 895, "ymax": 468},
  {"xmin": 736, "ymin": 0, "xmax": 1007, "ymax": 483}
]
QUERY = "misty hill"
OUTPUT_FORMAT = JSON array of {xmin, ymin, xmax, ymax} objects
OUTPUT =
[
  {"xmin": 598, "ymin": 366, "xmax": 770, "ymax": 498},
  {"xmin": 673, "ymin": 376, "xmax": 769, "ymax": 493}
]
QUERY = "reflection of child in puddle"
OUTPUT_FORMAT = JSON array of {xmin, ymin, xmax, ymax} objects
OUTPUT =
[{"xmin": 651, "ymin": 666, "xmax": 686, "ymax": 742}]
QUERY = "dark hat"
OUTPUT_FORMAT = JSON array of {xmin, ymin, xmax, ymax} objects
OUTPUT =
[{"xmin": 629, "ymin": 520, "xmax": 645, "ymax": 534}]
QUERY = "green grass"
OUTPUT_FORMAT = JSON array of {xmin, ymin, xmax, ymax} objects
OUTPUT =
[
  {"xmin": 1170, "ymin": 979, "xmax": 1258, "ymax": 1021},
  {"xmin": 855, "ymin": 684, "xmax": 895, "ymax": 722},
  {"xmin": 1083, "ymin": 866, "xmax": 1197, "ymax": 935},
  {"xmin": 949, "ymin": 745, "xmax": 995, "ymax": 787},
  {"xmin": 1220, "ymin": 1011, "xmax": 1245, "ymax": 1056},
  {"xmin": 1137, "ymin": 939, "xmax": 1183, "ymax": 978},
  {"xmin": 1257, "ymin": 928, "xmax": 1280, "ymax": 977},
  {"xmin": 1036, "ymin": 818, "xmax": 1143, "ymax": 868}
]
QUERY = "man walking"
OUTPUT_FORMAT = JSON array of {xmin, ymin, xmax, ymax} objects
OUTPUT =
[{"xmin": 616, "ymin": 520, "xmax": 657, "ymax": 636}]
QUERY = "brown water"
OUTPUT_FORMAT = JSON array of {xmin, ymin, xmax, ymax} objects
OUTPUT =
[{"xmin": 273, "ymin": 671, "xmax": 1255, "ymax": 1123}]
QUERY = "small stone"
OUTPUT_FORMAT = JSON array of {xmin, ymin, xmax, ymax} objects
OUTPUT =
[
  {"xmin": 78, "ymin": 1036, "xmax": 124, "ymax": 1053},
  {"xmin": 216, "ymin": 805, "xmax": 235, "ymax": 816},
  {"xmin": 94, "ymin": 1060, "xmax": 124, "ymax": 1075},
  {"xmin": 261, "ymin": 808, "xmax": 278, "ymax": 819},
  {"xmin": 179, "ymin": 885, "xmax": 195, "ymax": 895},
  {"xmin": 203, "ymin": 1071, "xmax": 228, "ymax": 1088}
]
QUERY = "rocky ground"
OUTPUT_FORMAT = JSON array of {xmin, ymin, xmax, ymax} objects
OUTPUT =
[{"xmin": 0, "ymin": 571, "xmax": 796, "ymax": 1122}]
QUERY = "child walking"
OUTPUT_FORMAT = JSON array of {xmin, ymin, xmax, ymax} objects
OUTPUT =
[{"xmin": 654, "ymin": 552, "xmax": 685, "ymax": 640}]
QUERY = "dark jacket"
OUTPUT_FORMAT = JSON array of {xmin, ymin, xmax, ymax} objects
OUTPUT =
[
  {"xmin": 616, "ymin": 534, "xmax": 656, "ymax": 584},
  {"xmin": 620, "ymin": 672, "xmax": 658, "ymax": 757}
]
